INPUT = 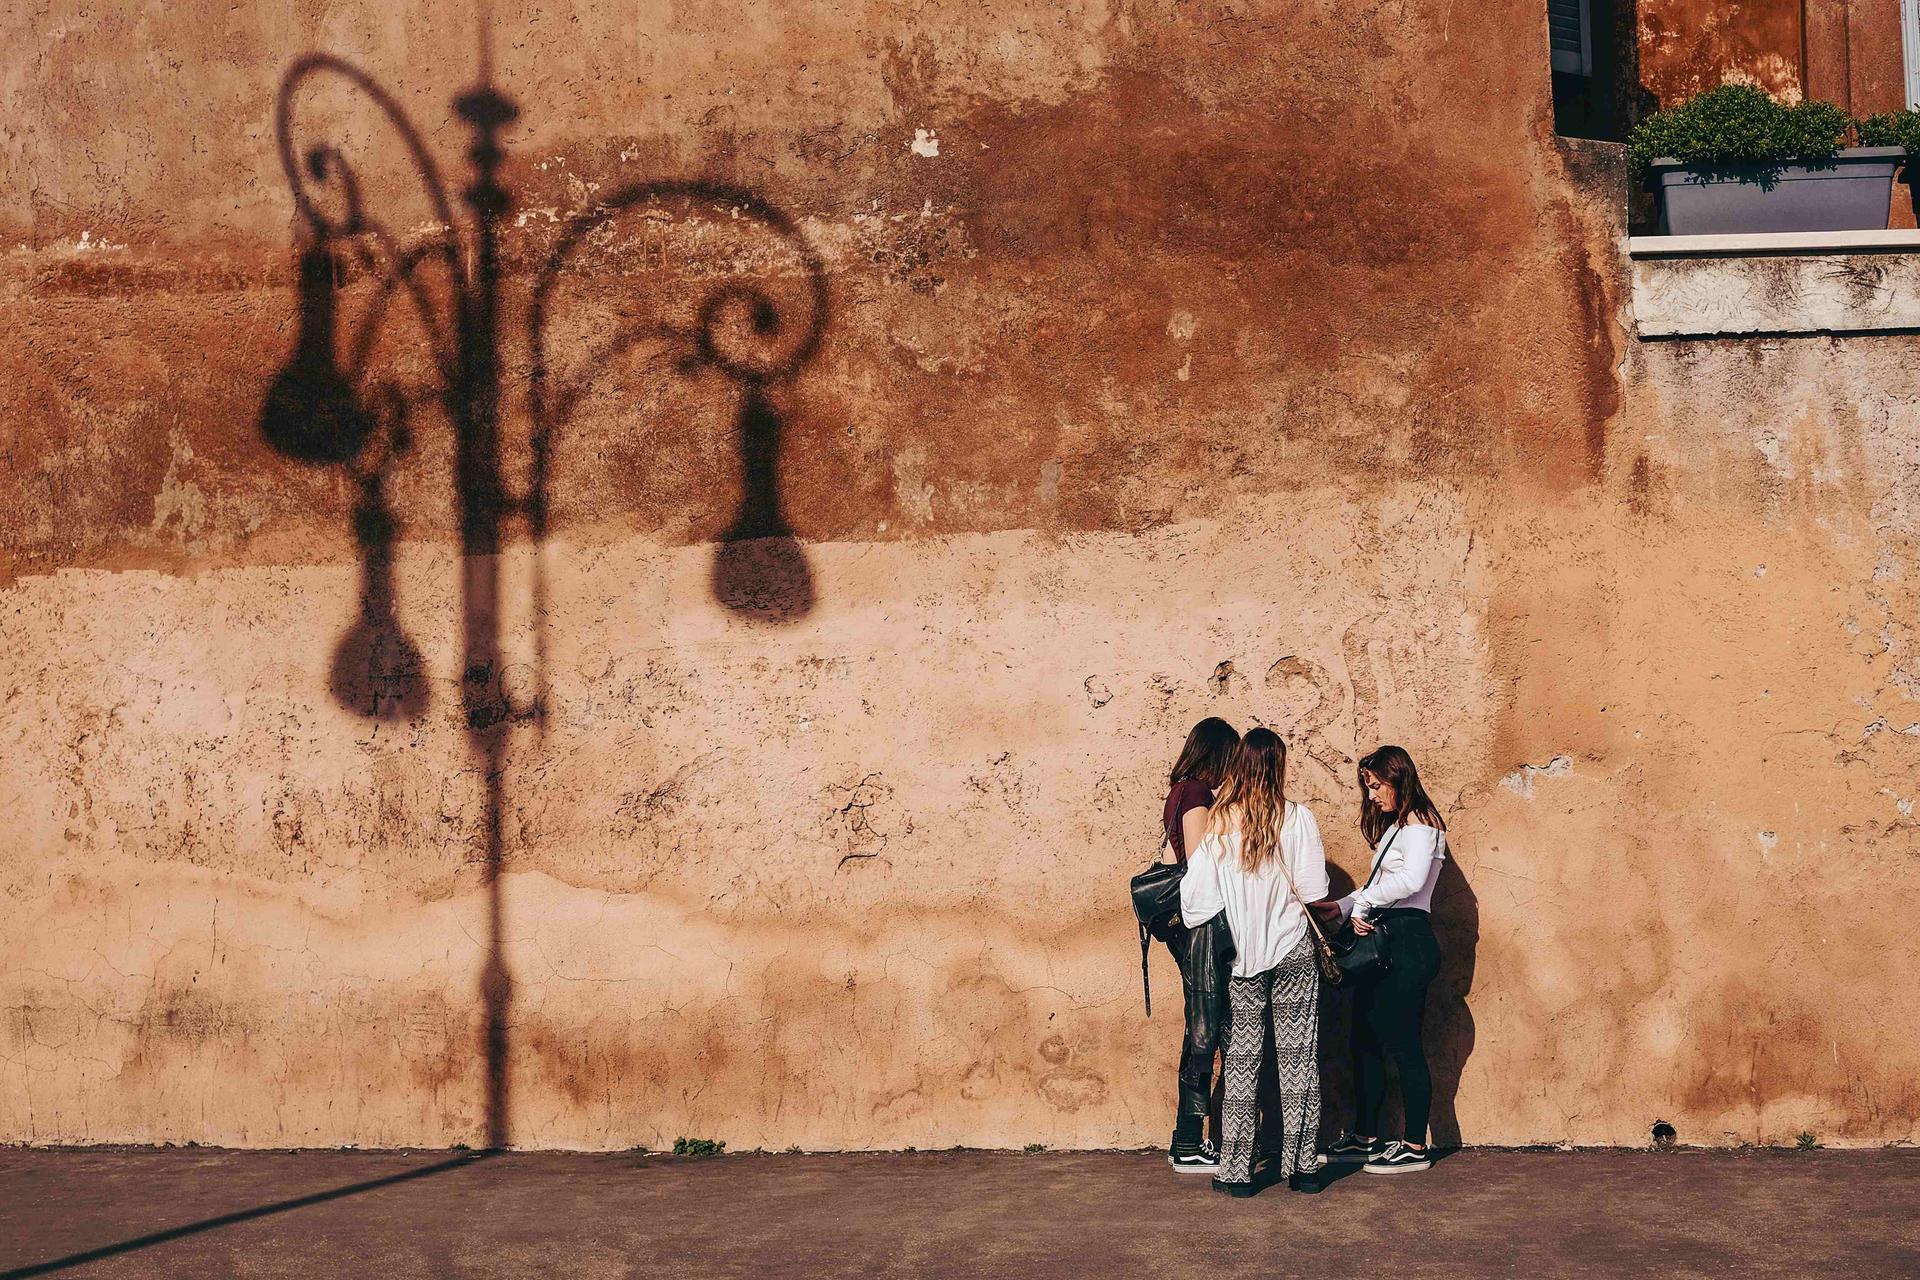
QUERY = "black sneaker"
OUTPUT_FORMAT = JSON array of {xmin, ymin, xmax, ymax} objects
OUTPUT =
[
  {"xmin": 1327, "ymin": 1132, "xmax": 1381, "ymax": 1162},
  {"xmin": 1170, "ymin": 1139, "xmax": 1221, "ymax": 1174},
  {"xmin": 1362, "ymin": 1140, "xmax": 1432, "ymax": 1174}
]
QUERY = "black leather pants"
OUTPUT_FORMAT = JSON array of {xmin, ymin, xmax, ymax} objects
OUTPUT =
[{"xmin": 1169, "ymin": 915, "xmax": 1234, "ymax": 1142}]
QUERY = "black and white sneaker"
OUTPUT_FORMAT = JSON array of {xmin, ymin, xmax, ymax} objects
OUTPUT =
[
  {"xmin": 1169, "ymin": 1139, "xmax": 1221, "ymax": 1174},
  {"xmin": 1327, "ymin": 1132, "xmax": 1382, "ymax": 1162},
  {"xmin": 1362, "ymin": 1140, "xmax": 1432, "ymax": 1174}
]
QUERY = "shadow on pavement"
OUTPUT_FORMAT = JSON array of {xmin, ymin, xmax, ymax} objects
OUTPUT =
[{"xmin": 0, "ymin": 1152, "xmax": 492, "ymax": 1279}]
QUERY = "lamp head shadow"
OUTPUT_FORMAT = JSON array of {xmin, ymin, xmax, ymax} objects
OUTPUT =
[
  {"xmin": 330, "ymin": 469, "xmax": 430, "ymax": 721},
  {"xmin": 697, "ymin": 285, "xmax": 817, "ymax": 624},
  {"xmin": 709, "ymin": 375, "xmax": 816, "ymax": 622},
  {"xmin": 259, "ymin": 245, "xmax": 378, "ymax": 466}
]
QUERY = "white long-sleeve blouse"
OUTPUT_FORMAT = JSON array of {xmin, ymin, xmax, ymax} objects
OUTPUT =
[
  {"xmin": 1178, "ymin": 802, "xmax": 1329, "ymax": 979},
  {"xmin": 1339, "ymin": 822, "xmax": 1445, "ymax": 921}
]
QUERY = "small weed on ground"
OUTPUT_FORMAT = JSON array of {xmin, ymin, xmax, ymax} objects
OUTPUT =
[
  {"xmin": 1022, "ymin": 1143, "xmax": 1046, "ymax": 1154},
  {"xmin": 1796, "ymin": 1132, "xmax": 1820, "ymax": 1151},
  {"xmin": 672, "ymin": 1137, "xmax": 726, "ymax": 1158}
]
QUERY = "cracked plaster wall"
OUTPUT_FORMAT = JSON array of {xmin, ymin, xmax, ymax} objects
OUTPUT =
[{"xmin": 2, "ymin": 2, "xmax": 1917, "ymax": 1150}]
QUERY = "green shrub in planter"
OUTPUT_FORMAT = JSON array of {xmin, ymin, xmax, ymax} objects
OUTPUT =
[
  {"xmin": 1627, "ymin": 83, "xmax": 1852, "ymax": 183},
  {"xmin": 1857, "ymin": 108, "xmax": 1920, "ymax": 153}
]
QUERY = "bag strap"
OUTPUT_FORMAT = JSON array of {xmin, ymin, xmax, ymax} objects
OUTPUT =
[
  {"xmin": 1347, "ymin": 824, "xmax": 1406, "ymax": 921},
  {"xmin": 1270, "ymin": 804, "xmax": 1333, "ymax": 950},
  {"xmin": 1139, "ymin": 922, "xmax": 1153, "ymax": 1017},
  {"xmin": 1359, "ymin": 825, "xmax": 1399, "ymax": 892},
  {"xmin": 1137, "ymin": 808, "xmax": 1182, "ymax": 1018}
]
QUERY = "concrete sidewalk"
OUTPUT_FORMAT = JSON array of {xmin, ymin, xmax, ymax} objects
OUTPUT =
[{"xmin": 1, "ymin": 1146, "xmax": 1914, "ymax": 1278}]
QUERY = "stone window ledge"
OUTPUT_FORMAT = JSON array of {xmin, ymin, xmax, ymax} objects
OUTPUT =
[{"xmin": 1629, "ymin": 230, "xmax": 1920, "ymax": 338}]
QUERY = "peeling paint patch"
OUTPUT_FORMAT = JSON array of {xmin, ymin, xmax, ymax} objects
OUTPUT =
[
  {"xmin": 1498, "ymin": 755, "xmax": 1574, "ymax": 799},
  {"xmin": 892, "ymin": 448, "xmax": 936, "ymax": 525},
  {"xmin": 1037, "ymin": 460, "xmax": 1062, "ymax": 507},
  {"xmin": 151, "ymin": 433, "xmax": 207, "ymax": 541},
  {"xmin": 909, "ymin": 128, "xmax": 940, "ymax": 158}
]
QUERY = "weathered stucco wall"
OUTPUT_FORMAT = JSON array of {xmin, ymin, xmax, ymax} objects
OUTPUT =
[
  {"xmin": 1638, "ymin": 0, "xmax": 1806, "ymax": 107},
  {"xmin": 3, "ymin": 2, "xmax": 1916, "ymax": 1150}
]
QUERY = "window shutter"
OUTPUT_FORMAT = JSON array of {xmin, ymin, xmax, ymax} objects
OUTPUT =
[
  {"xmin": 1904, "ymin": 0, "xmax": 1920, "ymax": 109},
  {"xmin": 1548, "ymin": 0, "xmax": 1594, "ymax": 78}
]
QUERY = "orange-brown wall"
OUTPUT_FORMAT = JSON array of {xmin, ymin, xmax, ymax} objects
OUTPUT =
[
  {"xmin": 1640, "ymin": 0, "xmax": 1909, "ymax": 112},
  {"xmin": 2, "ymin": 2, "xmax": 1916, "ymax": 1151},
  {"xmin": 1639, "ymin": 0, "xmax": 1808, "ymax": 105}
]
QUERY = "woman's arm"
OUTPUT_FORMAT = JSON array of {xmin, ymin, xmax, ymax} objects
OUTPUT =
[
  {"xmin": 1292, "ymin": 804, "xmax": 1331, "ymax": 902},
  {"xmin": 1350, "ymin": 823, "xmax": 1441, "ymax": 920},
  {"xmin": 1180, "ymin": 805, "xmax": 1209, "ymax": 862},
  {"xmin": 1178, "ymin": 839, "xmax": 1225, "ymax": 927}
]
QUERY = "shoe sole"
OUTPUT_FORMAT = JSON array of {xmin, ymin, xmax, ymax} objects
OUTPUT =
[
  {"xmin": 1210, "ymin": 1180, "xmax": 1258, "ymax": 1197},
  {"xmin": 1328, "ymin": 1151, "xmax": 1373, "ymax": 1163},
  {"xmin": 1362, "ymin": 1160, "xmax": 1431, "ymax": 1174},
  {"xmin": 1170, "ymin": 1161, "xmax": 1221, "ymax": 1174}
]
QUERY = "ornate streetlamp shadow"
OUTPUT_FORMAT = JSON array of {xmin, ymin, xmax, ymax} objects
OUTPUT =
[
  {"xmin": 528, "ymin": 182, "xmax": 830, "ymax": 625},
  {"xmin": 256, "ymin": 27, "xmax": 831, "ymax": 1150}
]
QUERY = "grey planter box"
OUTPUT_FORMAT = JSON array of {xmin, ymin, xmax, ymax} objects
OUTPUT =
[{"xmin": 1648, "ymin": 146, "xmax": 1904, "ymax": 235}]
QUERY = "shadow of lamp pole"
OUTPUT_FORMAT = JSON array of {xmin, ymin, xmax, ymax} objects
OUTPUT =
[
  {"xmin": 260, "ymin": 30, "xmax": 525, "ymax": 1150},
  {"xmin": 258, "ymin": 13, "xmax": 829, "ymax": 1150}
]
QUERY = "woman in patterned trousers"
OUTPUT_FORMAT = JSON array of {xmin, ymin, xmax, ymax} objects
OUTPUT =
[{"xmin": 1178, "ymin": 728, "xmax": 1329, "ymax": 1196}]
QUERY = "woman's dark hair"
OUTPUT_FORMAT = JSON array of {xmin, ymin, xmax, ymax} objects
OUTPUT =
[
  {"xmin": 1358, "ymin": 745, "xmax": 1446, "ymax": 844},
  {"xmin": 1170, "ymin": 717, "xmax": 1239, "ymax": 789}
]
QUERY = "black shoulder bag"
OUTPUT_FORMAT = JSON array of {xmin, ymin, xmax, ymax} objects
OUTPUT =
[
  {"xmin": 1327, "ymin": 827, "xmax": 1401, "ymax": 979},
  {"xmin": 1128, "ymin": 857, "xmax": 1184, "ymax": 1016}
]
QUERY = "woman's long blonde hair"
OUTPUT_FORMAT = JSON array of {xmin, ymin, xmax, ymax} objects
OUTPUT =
[{"xmin": 1204, "ymin": 727, "xmax": 1292, "ymax": 871}]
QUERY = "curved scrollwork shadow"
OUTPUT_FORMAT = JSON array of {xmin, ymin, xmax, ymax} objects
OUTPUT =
[{"xmin": 528, "ymin": 180, "xmax": 830, "ymax": 624}]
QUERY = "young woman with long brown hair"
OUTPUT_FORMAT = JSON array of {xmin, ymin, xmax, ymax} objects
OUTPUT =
[
  {"xmin": 1178, "ymin": 728, "xmax": 1329, "ymax": 1195},
  {"xmin": 1159, "ymin": 717, "xmax": 1239, "ymax": 1173},
  {"xmin": 1326, "ymin": 745, "xmax": 1447, "ymax": 1175}
]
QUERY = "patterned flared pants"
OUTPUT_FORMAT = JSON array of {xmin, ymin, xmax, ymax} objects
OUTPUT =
[{"xmin": 1218, "ymin": 934, "xmax": 1320, "ymax": 1182}]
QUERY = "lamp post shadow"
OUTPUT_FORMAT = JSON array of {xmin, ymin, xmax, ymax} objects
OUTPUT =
[{"xmin": 260, "ymin": 32, "xmax": 830, "ymax": 1152}]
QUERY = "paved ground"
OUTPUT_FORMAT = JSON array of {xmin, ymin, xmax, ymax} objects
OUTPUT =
[{"xmin": 0, "ymin": 1146, "xmax": 1914, "ymax": 1278}]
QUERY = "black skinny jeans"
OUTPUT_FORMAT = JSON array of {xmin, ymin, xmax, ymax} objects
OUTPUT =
[{"xmin": 1351, "ymin": 909, "xmax": 1442, "ymax": 1145}]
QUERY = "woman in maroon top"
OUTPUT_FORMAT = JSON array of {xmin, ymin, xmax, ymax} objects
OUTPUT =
[{"xmin": 1162, "ymin": 717, "xmax": 1239, "ymax": 1171}]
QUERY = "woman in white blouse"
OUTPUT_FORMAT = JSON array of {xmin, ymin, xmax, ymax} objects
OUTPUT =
[
  {"xmin": 1326, "ymin": 745, "xmax": 1447, "ymax": 1175},
  {"xmin": 1178, "ymin": 728, "xmax": 1329, "ymax": 1196}
]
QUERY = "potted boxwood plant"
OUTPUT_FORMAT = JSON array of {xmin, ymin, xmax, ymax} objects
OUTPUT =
[
  {"xmin": 1858, "ymin": 107, "xmax": 1920, "ymax": 222},
  {"xmin": 1629, "ymin": 83, "xmax": 1904, "ymax": 235}
]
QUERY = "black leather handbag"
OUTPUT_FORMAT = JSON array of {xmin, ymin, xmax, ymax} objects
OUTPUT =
[
  {"xmin": 1129, "ymin": 860, "xmax": 1185, "ymax": 1015},
  {"xmin": 1327, "ymin": 827, "xmax": 1401, "ymax": 980}
]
